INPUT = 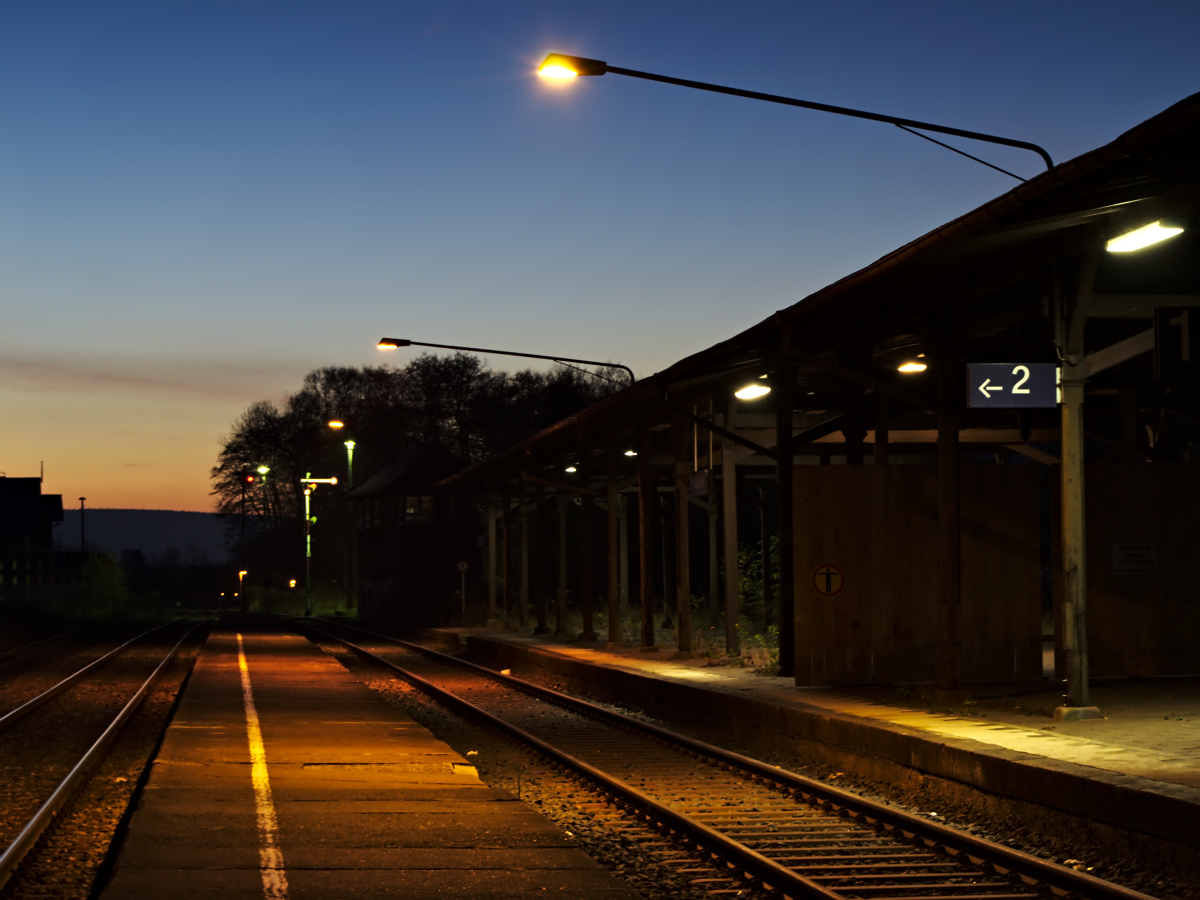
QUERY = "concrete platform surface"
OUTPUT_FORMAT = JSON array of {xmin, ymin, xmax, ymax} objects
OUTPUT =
[
  {"xmin": 100, "ymin": 627, "xmax": 642, "ymax": 900},
  {"xmin": 442, "ymin": 628, "xmax": 1200, "ymax": 853}
]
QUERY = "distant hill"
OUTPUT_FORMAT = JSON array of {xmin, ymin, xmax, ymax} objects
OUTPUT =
[{"xmin": 56, "ymin": 509, "xmax": 231, "ymax": 565}]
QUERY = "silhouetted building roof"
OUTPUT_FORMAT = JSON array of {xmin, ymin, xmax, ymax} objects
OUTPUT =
[{"xmin": 0, "ymin": 477, "xmax": 63, "ymax": 551}]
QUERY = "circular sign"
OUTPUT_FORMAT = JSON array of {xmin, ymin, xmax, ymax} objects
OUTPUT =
[
  {"xmin": 811, "ymin": 563, "xmax": 845, "ymax": 597},
  {"xmin": 456, "ymin": 560, "xmax": 469, "ymax": 573}
]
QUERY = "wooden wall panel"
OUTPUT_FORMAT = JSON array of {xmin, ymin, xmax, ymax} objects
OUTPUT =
[
  {"xmin": 793, "ymin": 465, "xmax": 1040, "ymax": 685},
  {"xmin": 1085, "ymin": 463, "xmax": 1200, "ymax": 677}
]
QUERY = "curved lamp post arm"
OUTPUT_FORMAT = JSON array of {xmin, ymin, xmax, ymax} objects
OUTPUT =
[
  {"xmin": 542, "ymin": 54, "xmax": 1053, "ymax": 173},
  {"xmin": 378, "ymin": 337, "xmax": 635, "ymax": 386}
]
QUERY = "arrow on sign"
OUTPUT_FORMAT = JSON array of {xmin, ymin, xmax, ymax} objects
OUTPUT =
[{"xmin": 978, "ymin": 378, "xmax": 1003, "ymax": 398}]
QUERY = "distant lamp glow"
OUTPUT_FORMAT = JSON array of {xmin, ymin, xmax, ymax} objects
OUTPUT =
[
  {"xmin": 344, "ymin": 440, "xmax": 356, "ymax": 451},
  {"xmin": 1107, "ymin": 220, "xmax": 1184, "ymax": 253},
  {"xmin": 328, "ymin": 420, "xmax": 344, "ymax": 430},
  {"xmin": 289, "ymin": 579, "xmax": 297, "ymax": 589},
  {"xmin": 538, "ymin": 53, "xmax": 607, "ymax": 79},
  {"xmin": 624, "ymin": 449, "xmax": 638, "ymax": 457},
  {"xmin": 565, "ymin": 465, "xmax": 577, "ymax": 473},
  {"xmin": 734, "ymin": 383, "xmax": 771, "ymax": 400},
  {"xmin": 256, "ymin": 465, "xmax": 270, "ymax": 475},
  {"xmin": 898, "ymin": 361, "xmax": 928, "ymax": 373}
]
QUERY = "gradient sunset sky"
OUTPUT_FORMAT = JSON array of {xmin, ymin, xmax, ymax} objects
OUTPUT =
[{"xmin": 4, "ymin": 2, "xmax": 1198, "ymax": 511}]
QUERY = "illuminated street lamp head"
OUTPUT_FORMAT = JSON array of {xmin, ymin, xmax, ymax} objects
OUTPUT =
[
  {"xmin": 344, "ymin": 440, "xmax": 356, "ymax": 451},
  {"xmin": 256, "ymin": 465, "xmax": 270, "ymax": 475},
  {"xmin": 898, "ymin": 361, "xmax": 928, "ymax": 373},
  {"xmin": 377, "ymin": 337, "xmax": 410, "ymax": 350},
  {"xmin": 538, "ymin": 53, "xmax": 607, "ymax": 79},
  {"xmin": 734, "ymin": 383, "xmax": 771, "ymax": 400},
  {"xmin": 328, "ymin": 419, "xmax": 344, "ymax": 430},
  {"xmin": 1106, "ymin": 220, "xmax": 1185, "ymax": 253}
]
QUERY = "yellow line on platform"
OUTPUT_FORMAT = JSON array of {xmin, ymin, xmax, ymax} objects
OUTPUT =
[{"xmin": 237, "ymin": 634, "xmax": 289, "ymax": 900}]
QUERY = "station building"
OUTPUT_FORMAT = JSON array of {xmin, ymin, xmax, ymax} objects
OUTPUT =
[{"xmin": 441, "ymin": 91, "xmax": 1200, "ymax": 701}]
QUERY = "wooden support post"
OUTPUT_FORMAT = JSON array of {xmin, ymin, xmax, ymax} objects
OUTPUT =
[
  {"xmin": 938, "ymin": 408, "xmax": 962, "ymax": 691},
  {"xmin": 501, "ymin": 492, "xmax": 511, "ymax": 620},
  {"xmin": 721, "ymin": 399, "xmax": 741, "ymax": 655},
  {"xmin": 606, "ymin": 455, "xmax": 621, "ymax": 645},
  {"xmin": 580, "ymin": 487, "xmax": 596, "ymax": 641},
  {"xmin": 674, "ymin": 433, "xmax": 693, "ymax": 653},
  {"xmin": 556, "ymin": 491, "xmax": 569, "ymax": 635},
  {"xmin": 708, "ymin": 504, "xmax": 719, "ymax": 620},
  {"xmin": 486, "ymin": 498, "xmax": 497, "ymax": 620},
  {"xmin": 773, "ymin": 367, "xmax": 796, "ymax": 678},
  {"xmin": 874, "ymin": 395, "xmax": 890, "ymax": 466},
  {"xmin": 519, "ymin": 484, "xmax": 529, "ymax": 627},
  {"xmin": 638, "ymin": 466, "xmax": 657, "ymax": 650},
  {"xmin": 533, "ymin": 483, "xmax": 549, "ymax": 634}
]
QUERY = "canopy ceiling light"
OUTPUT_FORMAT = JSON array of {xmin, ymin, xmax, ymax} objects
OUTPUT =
[
  {"xmin": 1106, "ymin": 220, "xmax": 1184, "ymax": 253},
  {"xmin": 897, "ymin": 361, "xmax": 928, "ymax": 373},
  {"xmin": 734, "ymin": 383, "xmax": 771, "ymax": 400}
]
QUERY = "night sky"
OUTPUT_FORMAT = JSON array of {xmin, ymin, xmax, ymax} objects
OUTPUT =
[{"xmin": 3, "ymin": 1, "xmax": 1198, "ymax": 511}]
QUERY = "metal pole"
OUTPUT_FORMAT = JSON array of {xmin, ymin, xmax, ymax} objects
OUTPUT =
[
  {"xmin": 304, "ymin": 488, "xmax": 313, "ymax": 616},
  {"xmin": 78, "ymin": 498, "xmax": 86, "ymax": 554}
]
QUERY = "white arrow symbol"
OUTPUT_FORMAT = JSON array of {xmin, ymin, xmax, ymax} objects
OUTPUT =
[{"xmin": 978, "ymin": 378, "xmax": 1003, "ymax": 398}]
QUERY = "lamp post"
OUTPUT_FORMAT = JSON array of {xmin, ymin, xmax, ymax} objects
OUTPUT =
[
  {"xmin": 378, "ymin": 337, "xmax": 634, "ymax": 386},
  {"xmin": 328, "ymin": 420, "xmax": 359, "ymax": 609},
  {"xmin": 79, "ymin": 497, "xmax": 86, "ymax": 553},
  {"xmin": 300, "ymin": 474, "xmax": 338, "ymax": 616},
  {"xmin": 537, "ymin": 53, "xmax": 1053, "ymax": 179}
]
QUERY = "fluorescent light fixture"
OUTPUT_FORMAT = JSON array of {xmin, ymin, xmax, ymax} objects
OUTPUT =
[
  {"xmin": 734, "ymin": 383, "xmax": 771, "ymax": 400},
  {"xmin": 898, "ymin": 362, "xmax": 927, "ymax": 373},
  {"xmin": 1106, "ymin": 220, "xmax": 1184, "ymax": 253}
]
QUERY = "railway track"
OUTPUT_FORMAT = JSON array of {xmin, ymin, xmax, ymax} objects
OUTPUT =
[
  {"xmin": 304, "ymin": 619, "xmax": 1160, "ymax": 900},
  {"xmin": 0, "ymin": 615, "xmax": 210, "ymax": 894}
]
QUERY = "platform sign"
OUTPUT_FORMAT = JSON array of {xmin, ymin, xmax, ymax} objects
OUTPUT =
[
  {"xmin": 1154, "ymin": 307, "xmax": 1200, "ymax": 379},
  {"xmin": 967, "ymin": 363, "xmax": 1057, "ymax": 408},
  {"xmin": 812, "ymin": 564, "xmax": 845, "ymax": 598}
]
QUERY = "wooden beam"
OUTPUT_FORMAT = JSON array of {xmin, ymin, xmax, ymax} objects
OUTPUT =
[{"xmin": 520, "ymin": 472, "xmax": 602, "ymax": 498}]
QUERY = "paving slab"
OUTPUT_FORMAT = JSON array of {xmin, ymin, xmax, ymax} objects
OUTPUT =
[{"xmin": 100, "ymin": 627, "xmax": 641, "ymax": 900}]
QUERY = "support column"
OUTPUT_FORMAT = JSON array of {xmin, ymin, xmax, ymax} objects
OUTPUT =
[
  {"xmin": 674, "ymin": 433, "xmax": 693, "ymax": 654},
  {"xmin": 519, "ymin": 484, "xmax": 529, "ymax": 627},
  {"xmin": 638, "ymin": 465, "xmax": 657, "ymax": 650},
  {"xmin": 1057, "ymin": 251, "xmax": 1099, "ymax": 711},
  {"xmin": 938, "ymin": 408, "xmax": 962, "ymax": 690},
  {"xmin": 556, "ymin": 490, "xmax": 569, "ymax": 635},
  {"xmin": 580, "ymin": 487, "xmax": 596, "ymax": 641},
  {"xmin": 486, "ymin": 497, "xmax": 497, "ymax": 620},
  {"xmin": 618, "ymin": 498, "xmax": 630, "ymax": 618},
  {"xmin": 708, "ymin": 503, "xmax": 719, "ymax": 620},
  {"xmin": 720, "ymin": 399, "xmax": 741, "ymax": 655},
  {"xmin": 533, "ymin": 483, "xmax": 548, "ymax": 635},
  {"xmin": 874, "ymin": 395, "xmax": 890, "ymax": 466},
  {"xmin": 606, "ymin": 455, "xmax": 621, "ymax": 646},
  {"xmin": 1060, "ymin": 373, "xmax": 1089, "ymax": 707},
  {"xmin": 501, "ymin": 491, "xmax": 511, "ymax": 620},
  {"xmin": 773, "ymin": 367, "xmax": 796, "ymax": 678}
]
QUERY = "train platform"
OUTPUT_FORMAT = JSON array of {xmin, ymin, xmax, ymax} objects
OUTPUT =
[
  {"xmin": 99, "ymin": 627, "xmax": 642, "ymax": 899},
  {"xmin": 433, "ymin": 628, "xmax": 1200, "ymax": 856}
]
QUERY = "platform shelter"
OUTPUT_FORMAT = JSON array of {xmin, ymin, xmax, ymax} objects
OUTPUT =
[{"xmin": 441, "ymin": 92, "xmax": 1200, "ymax": 704}]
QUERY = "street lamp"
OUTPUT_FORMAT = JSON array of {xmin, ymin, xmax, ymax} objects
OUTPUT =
[
  {"xmin": 378, "ymin": 337, "xmax": 635, "ymax": 386},
  {"xmin": 537, "ymin": 53, "xmax": 1053, "ymax": 178}
]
